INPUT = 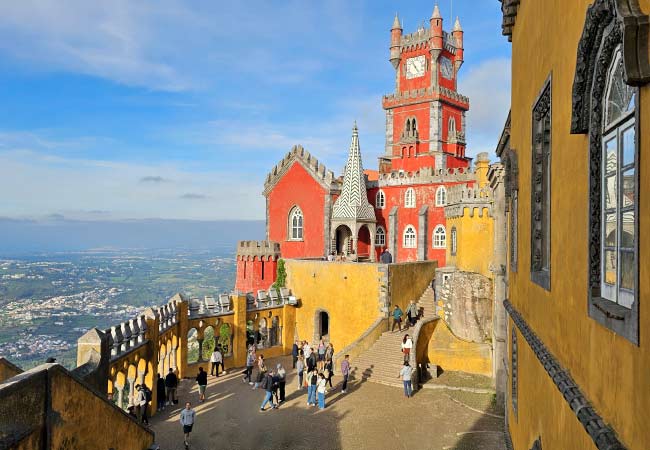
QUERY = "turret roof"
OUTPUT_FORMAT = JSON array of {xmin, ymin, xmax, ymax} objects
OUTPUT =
[
  {"xmin": 453, "ymin": 16, "xmax": 463, "ymax": 32},
  {"xmin": 431, "ymin": 4, "xmax": 442, "ymax": 19},
  {"xmin": 392, "ymin": 13, "xmax": 402, "ymax": 30},
  {"xmin": 331, "ymin": 123, "xmax": 376, "ymax": 221}
]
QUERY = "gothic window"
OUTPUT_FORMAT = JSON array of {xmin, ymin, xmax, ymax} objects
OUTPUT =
[
  {"xmin": 448, "ymin": 117, "xmax": 457, "ymax": 142},
  {"xmin": 375, "ymin": 227, "xmax": 386, "ymax": 247},
  {"xmin": 435, "ymin": 186, "xmax": 447, "ymax": 206},
  {"xmin": 451, "ymin": 227, "xmax": 457, "ymax": 256},
  {"xmin": 375, "ymin": 190, "xmax": 386, "ymax": 209},
  {"xmin": 289, "ymin": 206, "xmax": 303, "ymax": 240},
  {"xmin": 599, "ymin": 46, "xmax": 637, "ymax": 310},
  {"xmin": 530, "ymin": 78, "xmax": 551, "ymax": 290},
  {"xmin": 404, "ymin": 188, "xmax": 416, "ymax": 208},
  {"xmin": 511, "ymin": 327, "xmax": 518, "ymax": 418},
  {"xmin": 403, "ymin": 225, "xmax": 417, "ymax": 249},
  {"xmin": 510, "ymin": 190, "xmax": 518, "ymax": 272},
  {"xmin": 433, "ymin": 225, "xmax": 446, "ymax": 249}
]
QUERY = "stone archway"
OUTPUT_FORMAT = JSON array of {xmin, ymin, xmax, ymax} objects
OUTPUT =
[
  {"xmin": 357, "ymin": 225, "xmax": 371, "ymax": 260},
  {"xmin": 335, "ymin": 225, "xmax": 352, "ymax": 255},
  {"xmin": 314, "ymin": 309, "xmax": 330, "ymax": 343}
]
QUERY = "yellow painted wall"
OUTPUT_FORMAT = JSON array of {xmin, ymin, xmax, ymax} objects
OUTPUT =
[
  {"xmin": 388, "ymin": 261, "xmax": 438, "ymax": 312},
  {"xmin": 446, "ymin": 209, "xmax": 494, "ymax": 277},
  {"xmin": 508, "ymin": 1, "xmax": 650, "ymax": 449},
  {"xmin": 419, "ymin": 320, "xmax": 492, "ymax": 377},
  {"xmin": 50, "ymin": 367, "xmax": 154, "ymax": 450},
  {"xmin": 285, "ymin": 260, "xmax": 382, "ymax": 350}
]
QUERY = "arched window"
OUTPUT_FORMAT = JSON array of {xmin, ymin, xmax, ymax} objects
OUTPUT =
[
  {"xmin": 375, "ymin": 190, "xmax": 385, "ymax": 209},
  {"xmin": 451, "ymin": 227, "xmax": 457, "ymax": 255},
  {"xmin": 375, "ymin": 227, "xmax": 386, "ymax": 247},
  {"xmin": 448, "ymin": 117, "xmax": 457, "ymax": 141},
  {"xmin": 403, "ymin": 225, "xmax": 417, "ymax": 248},
  {"xmin": 600, "ymin": 45, "xmax": 637, "ymax": 309},
  {"xmin": 404, "ymin": 188, "xmax": 416, "ymax": 208},
  {"xmin": 289, "ymin": 207, "xmax": 303, "ymax": 240},
  {"xmin": 433, "ymin": 225, "xmax": 446, "ymax": 249},
  {"xmin": 436, "ymin": 186, "xmax": 447, "ymax": 206}
]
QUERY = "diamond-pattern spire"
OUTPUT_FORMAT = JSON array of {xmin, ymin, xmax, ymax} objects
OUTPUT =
[{"xmin": 332, "ymin": 123, "xmax": 376, "ymax": 221}]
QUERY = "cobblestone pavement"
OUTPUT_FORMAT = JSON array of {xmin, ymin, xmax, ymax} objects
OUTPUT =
[{"xmin": 150, "ymin": 356, "xmax": 505, "ymax": 450}]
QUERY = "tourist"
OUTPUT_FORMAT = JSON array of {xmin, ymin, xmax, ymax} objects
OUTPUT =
[
  {"xmin": 260, "ymin": 369, "xmax": 277, "ymax": 411},
  {"xmin": 402, "ymin": 334, "xmax": 413, "ymax": 363},
  {"xmin": 317, "ymin": 372, "xmax": 328, "ymax": 409},
  {"xmin": 196, "ymin": 367, "xmax": 208, "ymax": 403},
  {"xmin": 327, "ymin": 251, "xmax": 335, "ymax": 261},
  {"xmin": 324, "ymin": 358, "xmax": 334, "ymax": 389},
  {"xmin": 391, "ymin": 305, "xmax": 404, "ymax": 332},
  {"xmin": 340, "ymin": 354, "xmax": 350, "ymax": 394},
  {"xmin": 135, "ymin": 384, "xmax": 149, "ymax": 425},
  {"xmin": 276, "ymin": 363, "xmax": 287, "ymax": 403},
  {"xmin": 180, "ymin": 402, "xmax": 196, "ymax": 449},
  {"xmin": 303, "ymin": 341, "xmax": 312, "ymax": 360},
  {"xmin": 253, "ymin": 355, "xmax": 267, "ymax": 390},
  {"xmin": 317, "ymin": 339, "xmax": 326, "ymax": 371},
  {"xmin": 165, "ymin": 367, "xmax": 178, "ymax": 406},
  {"xmin": 243, "ymin": 348, "xmax": 255, "ymax": 384},
  {"xmin": 156, "ymin": 373, "xmax": 166, "ymax": 411},
  {"xmin": 380, "ymin": 248, "xmax": 393, "ymax": 264},
  {"xmin": 406, "ymin": 301, "xmax": 418, "ymax": 328},
  {"xmin": 398, "ymin": 361, "xmax": 414, "ymax": 398},
  {"xmin": 307, "ymin": 348, "xmax": 317, "ymax": 372},
  {"xmin": 210, "ymin": 347, "xmax": 223, "ymax": 377},
  {"xmin": 307, "ymin": 367, "xmax": 318, "ymax": 406},
  {"xmin": 325, "ymin": 342, "xmax": 334, "ymax": 364},
  {"xmin": 292, "ymin": 340, "xmax": 299, "ymax": 368},
  {"xmin": 296, "ymin": 355, "xmax": 305, "ymax": 389}
]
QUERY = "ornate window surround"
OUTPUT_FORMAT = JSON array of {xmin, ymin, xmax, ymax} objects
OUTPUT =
[
  {"xmin": 435, "ymin": 186, "xmax": 447, "ymax": 206},
  {"xmin": 432, "ymin": 225, "xmax": 446, "ymax": 249},
  {"xmin": 375, "ymin": 226, "xmax": 386, "ymax": 247},
  {"xmin": 404, "ymin": 187, "xmax": 416, "ymax": 208},
  {"xmin": 450, "ymin": 226, "xmax": 457, "ymax": 256},
  {"xmin": 570, "ymin": 0, "xmax": 650, "ymax": 345},
  {"xmin": 375, "ymin": 190, "xmax": 386, "ymax": 209},
  {"xmin": 288, "ymin": 206, "xmax": 304, "ymax": 241},
  {"xmin": 403, "ymin": 225, "xmax": 417, "ymax": 249},
  {"xmin": 511, "ymin": 325, "xmax": 518, "ymax": 419},
  {"xmin": 530, "ymin": 76, "xmax": 552, "ymax": 291}
]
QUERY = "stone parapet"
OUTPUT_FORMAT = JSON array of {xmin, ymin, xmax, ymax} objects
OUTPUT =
[
  {"xmin": 375, "ymin": 166, "xmax": 476, "ymax": 188},
  {"xmin": 445, "ymin": 183, "xmax": 493, "ymax": 219},
  {"xmin": 236, "ymin": 240, "xmax": 281, "ymax": 259},
  {"xmin": 383, "ymin": 85, "xmax": 469, "ymax": 110}
]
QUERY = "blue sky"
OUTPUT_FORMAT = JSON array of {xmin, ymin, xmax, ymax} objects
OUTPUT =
[{"xmin": 0, "ymin": 1, "xmax": 510, "ymax": 221}]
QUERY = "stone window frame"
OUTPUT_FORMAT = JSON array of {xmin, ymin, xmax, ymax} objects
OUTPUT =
[
  {"xmin": 450, "ymin": 226, "xmax": 457, "ymax": 256},
  {"xmin": 375, "ymin": 226, "xmax": 386, "ymax": 247},
  {"xmin": 403, "ymin": 224, "xmax": 417, "ymax": 249},
  {"xmin": 375, "ymin": 190, "xmax": 386, "ymax": 209},
  {"xmin": 510, "ymin": 325, "xmax": 518, "ymax": 419},
  {"xmin": 288, "ymin": 206, "xmax": 304, "ymax": 241},
  {"xmin": 432, "ymin": 224, "xmax": 446, "ymax": 249},
  {"xmin": 404, "ymin": 187, "xmax": 416, "ymax": 208},
  {"xmin": 530, "ymin": 76, "xmax": 552, "ymax": 291},
  {"xmin": 435, "ymin": 186, "xmax": 447, "ymax": 206},
  {"xmin": 448, "ymin": 116, "xmax": 457, "ymax": 142},
  {"xmin": 510, "ymin": 190, "xmax": 519, "ymax": 273}
]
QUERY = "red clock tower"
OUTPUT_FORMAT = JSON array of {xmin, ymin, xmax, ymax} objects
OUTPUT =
[{"xmin": 381, "ymin": 7, "xmax": 470, "ymax": 174}]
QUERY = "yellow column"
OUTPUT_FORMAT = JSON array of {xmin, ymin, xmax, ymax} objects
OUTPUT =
[{"xmin": 232, "ymin": 294, "xmax": 248, "ymax": 367}]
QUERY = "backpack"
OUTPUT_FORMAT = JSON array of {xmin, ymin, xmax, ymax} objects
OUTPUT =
[{"xmin": 144, "ymin": 387, "xmax": 152, "ymax": 402}]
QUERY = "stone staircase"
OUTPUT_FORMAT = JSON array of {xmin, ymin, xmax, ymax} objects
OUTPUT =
[{"xmin": 349, "ymin": 286, "xmax": 437, "ymax": 387}]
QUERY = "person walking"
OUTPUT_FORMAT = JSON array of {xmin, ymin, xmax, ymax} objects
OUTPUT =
[
  {"xmin": 253, "ymin": 355, "xmax": 267, "ymax": 390},
  {"xmin": 303, "ymin": 341, "xmax": 312, "ymax": 360},
  {"xmin": 317, "ymin": 372, "xmax": 328, "ymax": 410},
  {"xmin": 156, "ymin": 373, "xmax": 166, "ymax": 411},
  {"xmin": 391, "ymin": 305, "xmax": 404, "ymax": 332},
  {"xmin": 276, "ymin": 363, "xmax": 286, "ymax": 403},
  {"xmin": 180, "ymin": 402, "xmax": 196, "ymax": 449},
  {"xmin": 292, "ymin": 340, "xmax": 299, "ymax": 368},
  {"xmin": 260, "ymin": 370, "xmax": 277, "ymax": 411},
  {"xmin": 340, "ymin": 354, "xmax": 351, "ymax": 394},
  {"xmin": 324, "ymin": 358, "xmax": 334, "ymax": 389},
  {"xmin": 165, "ymin": 367, "xmax": 178, "ymax": 406},
  {"xmin": 317, "ymin": 339, "xmax": 326, "ymax": 371},
  {"xmin": 398, "ymin": 361, "xmax": 414, "ymax": 398},
  {"xmin": 135, "ymin": 384, "xmax": 149, "ymax": 425},
  {"xmin": 325, "ymin": 343, "xmax": 334, "ymax": 365},
  {"xmin": 402, "ymin": 334, "xmax": 413, "ymax": 364},
  {"xmin": 210, "ymin": 347, "xmax": 223, "ymax": 377},
  {"xmin": 307, "ymin": 367, "xmax": 318, "ymax": 406},
  {"xmin": 196, "ymin": 367, "xmax": 208, "ymax": 403},
  {"xmin": 406, "ymin": 301, "xmax": 418, "ymax": 328},
  {"xmin": 243, "ymin": 348, "xmax": 255, "ymax": 384},
  {"xmin": 307, "ymin": 348, "xmax": 317, "ymax": 372},
  {"xmin": 296, "ymin": 355, "xmax": 305, "ymax": 389}
]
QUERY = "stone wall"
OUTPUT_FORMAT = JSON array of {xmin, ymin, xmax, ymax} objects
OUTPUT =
[
  {"xmin": 0, "ymin": 357, "xmax": 23, "ymax": 384},
  {"xmin": 435, "ymin": 269, "xmax": 493, "ymax": 343}
]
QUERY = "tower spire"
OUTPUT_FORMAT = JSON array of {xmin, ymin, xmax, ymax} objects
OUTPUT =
[
  {"xmin": 391, "ymin": 13, "xmax": 401, "ymax": 30},
  {"xmin": 432, "ymin": 3, "xmax": 442, "ymax": 19},
  {"xmin": 454, "ymin": 16, "xmax": 463, "ymax": 32}
]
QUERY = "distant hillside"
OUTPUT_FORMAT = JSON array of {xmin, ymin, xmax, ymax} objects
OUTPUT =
[{"xmin": 0, "ymin": 218, "xmax": 266, "ymax": 254}]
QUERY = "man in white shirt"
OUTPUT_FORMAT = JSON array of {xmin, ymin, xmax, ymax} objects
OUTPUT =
[
  {"xmin": 303, "ymin": 341, "xmax": 312, "ymax": 359},
  {"xmin": 210, "ymin": 348, "xmax": 223, "ymax": 377}
]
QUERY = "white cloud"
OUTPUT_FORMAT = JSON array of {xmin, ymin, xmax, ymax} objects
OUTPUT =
[{"xmin": 460, "ymin": 57, "xmax": 512, "ymax": 158}]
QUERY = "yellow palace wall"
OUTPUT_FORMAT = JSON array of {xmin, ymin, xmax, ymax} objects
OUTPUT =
[
  {"xmin": 446, "ymin": 209, "xmax": 494, "ymax": 278},
  {"xmin": 508, "ymin": 1, "xmax": 650, "ymax": 449}
]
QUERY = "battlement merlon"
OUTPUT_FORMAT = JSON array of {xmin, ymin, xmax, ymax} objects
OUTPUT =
[
  {"xmin": 263, "ymin": 144, "xmax": 340, "ymax": 197},
  {"xmin": 237, "ymin": 240, "xmax": 282, "ymax": 259},
  {"xmin": 444, "ymin": 183, "xmax": 494, "ymax": 219},
  {"xmin": 369, "ymin": 166, "xmax": 476, "ymax": 188},
  {"xmin": 382, "ymin": 86, "xmax": 469, "ymax": 111}
]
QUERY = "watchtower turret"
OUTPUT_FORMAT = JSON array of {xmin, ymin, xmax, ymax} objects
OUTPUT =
[{"xmin": 390, "ymin": 14, "xmax": 402, "ymax": 70}]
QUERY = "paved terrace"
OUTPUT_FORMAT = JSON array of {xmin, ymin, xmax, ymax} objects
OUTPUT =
[{"xmin": 150, "ymin": 356, "xmax": 505, "ymax": 450}]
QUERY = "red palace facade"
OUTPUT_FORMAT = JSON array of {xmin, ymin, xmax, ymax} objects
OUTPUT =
[{"xmin": 236, "ymin": 7, "xmax": 480, "ymax": 293}]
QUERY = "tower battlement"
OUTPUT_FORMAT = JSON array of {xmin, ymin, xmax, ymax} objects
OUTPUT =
[
  {"xmin": 263, "ymin": 145, "xmax": 338, "ymax": 196},
  {"xmin": 445, "ymin": 183, "xmax": 493, "ymax": 219},
  {"xmin": 236, "ymin": 240, "xmax": 281, "ymax": 260},
  {"xmin": 373, "ymin": 166, "xmax": 476, "ymax": 188}
]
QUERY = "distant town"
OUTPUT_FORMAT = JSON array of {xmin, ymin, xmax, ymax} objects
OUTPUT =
[{"xmin": 0, "ymin": 249, "xmax": 236, "ymax": 368}]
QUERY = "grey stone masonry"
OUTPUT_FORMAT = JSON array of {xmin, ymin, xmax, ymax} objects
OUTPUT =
[{"xmin": 237, "ymin": 241, "xmax": 281, "ymax": 259}]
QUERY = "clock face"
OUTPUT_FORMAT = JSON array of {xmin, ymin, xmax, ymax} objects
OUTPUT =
[
  {"xmin": 440, "ymin": 57, "xmax": 454, "ymax": 79},
  {"xmin": 405, "ymin": 56, "xmax": 426, "ymax": 79}
]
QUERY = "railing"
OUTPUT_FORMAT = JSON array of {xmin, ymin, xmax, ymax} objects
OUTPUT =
[{"xmin": 106, "ymin": 315, "xmax": 148, "ymax": 360}]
